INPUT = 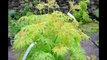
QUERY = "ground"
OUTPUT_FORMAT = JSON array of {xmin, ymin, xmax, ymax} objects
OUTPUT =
[
  {"xmin": 81, "ymin": 33, "xmax": 99, "ymax": 60},
  {"xmin": 8, "ymin": 47, "xmax": 16, "ymax": 60}
]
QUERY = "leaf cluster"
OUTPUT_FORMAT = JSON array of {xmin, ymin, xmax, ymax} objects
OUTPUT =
[{"xmin": 69, "ymin": 0, "xmax": 92, "ymax": 23}]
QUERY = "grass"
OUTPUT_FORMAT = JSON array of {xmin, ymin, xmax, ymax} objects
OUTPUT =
[{"xmin": 79, "ymin": 22, "xmax": 99, "ymax": 35}]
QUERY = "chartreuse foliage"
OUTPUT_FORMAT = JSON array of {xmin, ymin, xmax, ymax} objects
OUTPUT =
[
  {"xmin": 13, "ymin": 11, "xmax": 89, "ymax": 60},
  {"xmin": 35, "ymin": 0, "xmax": 59, "ymax": 14},
  {"xmin": 69, "ymin": 0, "xmax": 92, "ymax": 23}
]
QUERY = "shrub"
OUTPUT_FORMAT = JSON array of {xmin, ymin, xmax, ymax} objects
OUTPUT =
[
  {"xmin": 13, "ymin": 11, "xmax": 89, "ymax": 60},
  {"xmin": 69, "ymin": 0, "xmax": 92, "ymax": 23}
]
